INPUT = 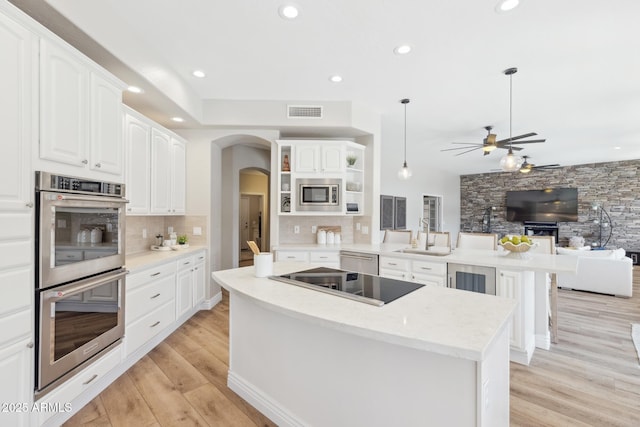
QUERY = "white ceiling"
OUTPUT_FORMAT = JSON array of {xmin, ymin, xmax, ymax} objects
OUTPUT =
[{"xmin": 17, "ymin": 0, "xmax": 640, "ymax": 174}]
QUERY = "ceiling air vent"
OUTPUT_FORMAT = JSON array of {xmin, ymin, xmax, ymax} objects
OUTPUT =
[{"xmin": 287, "ymin": 105, "xmax": 323, "ymax": 119}]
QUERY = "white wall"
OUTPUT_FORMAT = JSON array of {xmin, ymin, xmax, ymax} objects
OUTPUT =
[{"xmin": 379, "ymin": 126, "xmax": 461, "ymax": 242}]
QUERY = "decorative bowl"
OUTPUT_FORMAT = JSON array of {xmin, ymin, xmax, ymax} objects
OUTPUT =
[{"xmin": 499, "ymin": 241, "xmax": 537, "ymax": 259}]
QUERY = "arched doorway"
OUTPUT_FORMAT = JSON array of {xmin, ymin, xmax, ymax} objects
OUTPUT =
[{"xmin": 239, "ymin": 168, "xmax": 269, "ymax": 266}]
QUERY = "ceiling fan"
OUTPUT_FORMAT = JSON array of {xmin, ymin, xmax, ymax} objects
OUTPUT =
[
  {"xmin": 441, "ymin": 67, "xmax": 546, "ymax": 158},
  {"xmin": 440, "ymin": 125, "xmax": 544, "ymax": 157},
  {"xmin": 518, "ymin": 156, "xmax": 560, "ymax": 174}
]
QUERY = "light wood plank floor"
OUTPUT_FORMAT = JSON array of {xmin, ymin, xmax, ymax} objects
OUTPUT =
[{"xmin": 66, "ymin": 268, "xmax": 640, "ymax": 426}]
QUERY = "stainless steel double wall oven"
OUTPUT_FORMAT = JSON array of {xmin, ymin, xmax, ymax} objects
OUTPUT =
[{"xmin": 35, "ymin": 172, "xmax": 127, "ymax": 396}]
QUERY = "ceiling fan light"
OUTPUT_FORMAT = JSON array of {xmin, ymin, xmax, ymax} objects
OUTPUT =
[
  {"xmin": 519, "ymin": 165, "xmax": 532, "ymax": 173},
  {"xmin": 482, "ymin": 145, "xmax": 497, "ymax": 152},
  {"xmin": 500, "ymin": 151, "xmax": 522, "ymax": 172}
]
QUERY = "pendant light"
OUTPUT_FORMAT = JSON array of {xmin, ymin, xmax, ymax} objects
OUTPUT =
[
  {"xmin": 398, "ymin": 98, "xmax": 412, "ymax": 179},
  {"xmin": 500, "ymin": 68, "xmax": 523, "ymax": 172}
]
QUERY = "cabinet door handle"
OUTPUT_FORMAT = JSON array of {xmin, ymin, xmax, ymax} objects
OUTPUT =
[
  {"xmin": 26, "ymin": 202, "xmax": 34, "ymax": 208},
  {"xmin": 27, "ymin": 342, "xmax": 34, "ymax": 348},
  {"xmin": 150, "ymin": 321, "xmax": 161, "ymax": 328},
  {"xmin": 286, "ymin": 256, "xmax": 296, "ymax": 259},
  {"xmin": 420, "ymin": 267, "xmax": 432, "ymax": 270},
  {"xmin": 150, "ymin": 272, "xmax": 161, "ymax": 277},
  {"xmin": 183, "ymin": 261, "xmax": 191, "ymax": 265},
  {"xmin": 388, "ymin": 262, "xmax": 397, "ymax": 266},
  {"xmin": 95, "ymin": 163, "xmax": 101, "ymax": 168},
  {"xmin": 81, "ymin": 159, "xmax": 88, "ymax": 164},
  {"xmin": 150, "ymin": 293, "xmax": 161, "ymax": 299},
  {"xmin": 319, "ymin": 256, "xmax": 328, "ymax": 259},
  {"xmin": 83, "ymin": 374, "xmax": 98, "ymax": 385}
]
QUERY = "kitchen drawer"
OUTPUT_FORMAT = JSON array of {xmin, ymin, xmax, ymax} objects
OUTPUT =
[
  {"xmin": 127, "ymin": 262, "xmax": 176, "ymax": 289},
  {"xmin": 412, "ymin": 260, "xmax": 446, "ymax": 276},
  {"xmin": 276, "ymin": 251, "xmax": 309, "ymax": 262},
  {"xmin": 379, "ymin": 256, "xmax": 410, "ymax": 271},
  {"xmin": 309, "ymin": 251, "xmax": 340, "ymax": 263},
  {"xmin": 411, "ymin": 272, "xmax": 446, "ymax": 287},
  {"xmin": 379, "ymin": 268, "xmax": 407, "ymax": 281},
  {"xmin": 176, "ymin": 255, "xmax": 195, "ymax": 272},
  {"xmin": 126, "ymin": 274, "xmax": 175, "ymax": 323},
  {"xmin": 36, "ymin": 345, "xmax": 122, "ymax": 425},
  {"xmin": 193, "ymin": 250, "xmax": 206, "ymax": 264},
  {"xmin": 125, "ymin": 300, "xmax": 175, "ymax": 357}
]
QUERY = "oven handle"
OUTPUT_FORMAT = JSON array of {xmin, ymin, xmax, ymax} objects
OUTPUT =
[
  {"xmin": 46, "ymin": 268, "xmax": 128, "ymax": 300},
  {"xmin": 46, "ymin": 192, "xmax": 129, "ymax": 204}
]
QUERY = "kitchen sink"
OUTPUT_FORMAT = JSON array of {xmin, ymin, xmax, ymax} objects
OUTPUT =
[{"xmin": 394, "ymin": 248, "xmax": 451, "ymax": 256}]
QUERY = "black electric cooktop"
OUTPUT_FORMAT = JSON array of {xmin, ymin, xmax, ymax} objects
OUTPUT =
[{"xmin": 269, "ymin": 267, "xmax": 424, "ymax": 307}]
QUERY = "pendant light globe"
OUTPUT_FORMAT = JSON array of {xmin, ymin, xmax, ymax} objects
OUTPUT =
[{"xmin": 397, "ymin": 98, "xmax": 412, "ymax": 180}]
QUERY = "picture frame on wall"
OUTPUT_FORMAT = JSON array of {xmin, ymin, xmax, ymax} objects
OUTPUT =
[
  {"xmin": 394, "ymin": 197, "xmax": 407, "ymax": 230},
  {"xmin": 380, "ymin": 195, "xmax": 394, "ymax": 230}
]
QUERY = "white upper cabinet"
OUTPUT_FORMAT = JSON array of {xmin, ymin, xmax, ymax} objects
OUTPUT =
[
  {"xmin": 40, "ymin": 38, "xmax": 88, "ymax": 168},
  {"xmin": 170, "ymin": 137, "xmax": 186, "ymax": 215},
  {"xmin": 294, "ymin": 142, "xmax": 344, "ymax": 174},
  {"xmin": 90, "ymin": 73, "xmax": 123, "ymax": 175},
  {"xmin": 0, "ymin": 10, "xmax": 34, "ymax": 212},
  {"xmin": 124, "ymin": 111, "xmax": 151, "ymax": 214},
  {"xmin": 124, "ymin": 108, "xmax": 187, "ymax": 216},
  {"xmin": 39, "ymin": 37, "xmax": 124, "ymax": 178},
  {"xmin": 150, "ymin": 128, "xmax": 172, "ymax": 214}
]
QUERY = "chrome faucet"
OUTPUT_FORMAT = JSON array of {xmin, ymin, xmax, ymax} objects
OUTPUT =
[{"xmin": 421, "ymin": 218, "xmax": 430, "ymax": 250}]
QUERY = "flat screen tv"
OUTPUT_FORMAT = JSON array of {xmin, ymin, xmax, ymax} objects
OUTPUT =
[{"xmin": 506, "ymin": 188, "xmax": 578, "ymax": 222}]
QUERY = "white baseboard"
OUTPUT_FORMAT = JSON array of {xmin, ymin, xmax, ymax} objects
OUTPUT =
[{"xmin": 227, "ymin": 370, "xmax": 305, "ymax": 427}]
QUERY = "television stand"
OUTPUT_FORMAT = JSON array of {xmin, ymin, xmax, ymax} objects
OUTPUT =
[{"xmin": 523, "ymin": 221, "xmax": 559, "ymax": 244}]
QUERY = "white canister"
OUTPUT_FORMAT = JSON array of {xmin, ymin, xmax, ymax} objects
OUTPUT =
[
  {"xmin": 326, "ymin": 231, "xmax": 335, "ymax": 244},
  {"xmin": 90, "ymin": 227, "xmax": 103, "ymax": 243},
  {"xmin": 317, "ymin": 229, "xmax": 327, "ymax": 244},
  {"xmin": 334, "ymin": 233, "xmax": 341, "ymax": 245},
  {"xmin": 254, "ymin": 253, "xmax": 273, "ymax": 277}
]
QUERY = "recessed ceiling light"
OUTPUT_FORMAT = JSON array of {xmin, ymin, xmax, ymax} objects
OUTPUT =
[
  {"xmin": 496, "ymin": 0, "xmax": 520, "ymax": 12},
  {"xmin": 614, "ymin": 146, "xmax": 622, "ymax": 150},
  {"xmin": 192, "ymin": 70, "xmax": 206, "ymax": 78},
  {"xmin": 394, "ymin": 45, "xmax": 412, "ymax": 55},
  {"xmin": 171, "ymin": 117, "xmax": 184, "ymax": 123},
  {"xmin": 329, "ymin": 75, "xmax": 343, "ymax": 83},
  {"xmin": 127, "ymin": 85, "xmax": 143, "ymax": 94},
  {"xmin": 278, "ymin": 5, "xmax": 299, "ymax": 19}
]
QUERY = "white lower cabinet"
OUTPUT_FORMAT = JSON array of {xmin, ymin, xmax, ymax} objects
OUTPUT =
[
  {"xmin": 497, "ymin": 269, "xmax": 535, "ymax": 365},
  {"xmin": 125, "ymin": 262, "xmax": 176, "ymax": 357},
  {"xmin": 34, "ymin": 345, "xmax": 122, "ymax": 426},
  {"xmin": 275, "ymin": 249, "xmax": 340, "ymax": 268},
  {"xmin": 379, "ymin": 256, "xmax": 446, "ymax": 286},
  {"xmin": 176, "ymin": 250, "xmax": 207, "ymax": 319},
  {"xmin": 0, "ymin": 337, "xmax": 32, "ymax": 427}
]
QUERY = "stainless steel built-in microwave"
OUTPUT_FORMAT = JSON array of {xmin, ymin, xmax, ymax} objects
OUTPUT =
[{"xmin": 297, "ymin": 178, "xmax": 341, "ymax": 212}]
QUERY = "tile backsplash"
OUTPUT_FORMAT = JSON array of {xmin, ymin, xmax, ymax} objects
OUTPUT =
[
  {"xmin": 126, "ymin": 215, "xmax": 207, "ymax": 254},
  {"xmin": 279, "ymin": 216, "xmax": 372, "ymax": 245}
]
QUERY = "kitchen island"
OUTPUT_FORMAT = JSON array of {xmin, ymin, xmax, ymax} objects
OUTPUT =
[{"xmin": 213, "ymin": 262, "xmax": 517, "ymax": 427}]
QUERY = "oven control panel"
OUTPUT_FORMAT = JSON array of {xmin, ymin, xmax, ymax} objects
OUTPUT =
[{"xmin": 37, "ymin": 171, "xmax": 125, "ymax": 197}]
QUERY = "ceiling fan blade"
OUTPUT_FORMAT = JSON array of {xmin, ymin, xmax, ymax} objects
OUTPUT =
[
  {"xmin": 450, "ymin": 142, "xmax": 484, "ymax": 146},
  {"xmin": 533, "ymin": 164, "xmax": 560, "ymax": 169},
  {"xmin": 508, "ymin": 139, "xmax": 546, "ymax": 145},
  {"xmin": 496, "ymin": 132, "xmax": 537, "ymax": 144},
  {"xmin": 441, "ymin": 146, "xmax": 483, "ymax": 152},
  {"xmin": 454, "ymin": 147, "xmax": 483, "ymax": 156},
  {"xmin": 495, "ymin": 145, "xmax": 524, "ymax": 151}
]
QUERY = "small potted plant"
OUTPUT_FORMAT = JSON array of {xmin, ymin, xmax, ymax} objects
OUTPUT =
[
  {"xmin": 177, "ymin": 234, "xmax": 188, "ymax": 245},
  {"xmin": 346, "ymin": 154, "xmax": 357, "ymax": 168}
]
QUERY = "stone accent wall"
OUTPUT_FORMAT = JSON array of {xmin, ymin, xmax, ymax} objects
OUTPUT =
[{"xmin": 460, "ymin": 159, "xmax": 640, "ymax": 249}]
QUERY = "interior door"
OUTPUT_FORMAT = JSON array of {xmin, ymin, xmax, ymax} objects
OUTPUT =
[{"xmin": 240, "ymin": 196, "xmax": 250, "ymax": 250}]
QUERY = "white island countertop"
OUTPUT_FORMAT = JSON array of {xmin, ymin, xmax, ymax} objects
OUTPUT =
[
  {"xmin": 213, "ymin": 262, "xmax": 518, "ymax": 362},
  {"xmin": 273, "ymin": 243, "xmax": 578, "ymax": 274}
]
